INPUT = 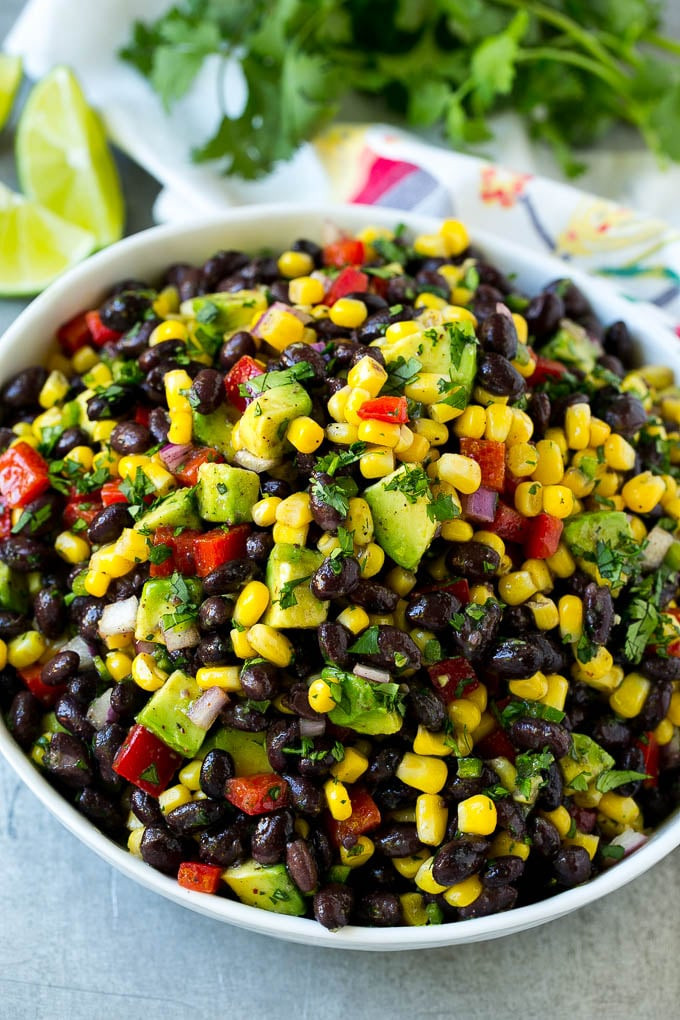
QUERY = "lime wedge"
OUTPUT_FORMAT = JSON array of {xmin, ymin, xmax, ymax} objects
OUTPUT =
[
  {"xmin": 0, "ymin": 181, "xmax": 95, "ymax": 296},
  {"xmin": 16, "ymin": 65, "xmax": 124, "ymax": 249},
  {"xmin": 0, "ymin": 54, "xmax": 22, "ymax": 130}
]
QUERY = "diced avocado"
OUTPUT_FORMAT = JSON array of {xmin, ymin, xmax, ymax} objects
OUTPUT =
[
  {"xmin": 539, "ymin": 320, "xmax": 599, "ymax": 373},
  {"xmin": 238, "ymin": 382, "xmax": 312, "ymax": 461},
  {"xmin": 324, "ymin": 667, "xmax": 404, "ymax": 736},
  {"xmin": 192, "ymin": 409, "xmax": 235, "ymax": 459},
  {"xmin": 136, "ymin": 670, "xmax": 206, "ymax": 757},
  {"xmin": 327, "ymin": 864, "xmax": 351, "ymax": 884},
  {"xmin": 134, "ymin": 487, "xmax": 201, "ymax": 532},
  {"xmin": 262, "ymin": 543, "xmax": 328, "ymax": 629},
  {"xmin": 180, "ymin": 289, "xmax": 268, "ymax": 329},
  {"xmin": 202, "ymin": 726, "xmax": 270, "ymax": 775},
  {"xmin": 135, "ymin": 576, "xmax": 202, "ymax": 643},
  {"xmin": 363, "ymin": 466, "xmax": 437, "ymax": 570},
  {"xmin": 196, "ymin": 462, "xmax": 260, "ymax": 524},
  {"xmin": 559, "ymin": 732, "xmax": 615, "ymax": 792},
  {"xmin": 0, "ymin": 562, "xmax": 28, "ymax": 613},
  {"xmin": 221, "ymin": 859, "xmax": 306, "ymax": 916},
  {"xmin": 563, "ymin": 511, "xmax": 637, "ymax": 588},
  {"xmin": 372, "ymin": 318, "xmax": 477, "ymax": 392}
]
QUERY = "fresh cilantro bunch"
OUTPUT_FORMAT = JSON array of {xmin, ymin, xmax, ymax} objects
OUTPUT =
[{"xmin": 121, "ymin": 0, "xmax": 680, "ymax": 179}]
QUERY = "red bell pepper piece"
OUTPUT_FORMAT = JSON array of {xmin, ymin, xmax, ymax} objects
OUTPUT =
[
  {"xmin": 439, "ymin": 578, "xmax": 470, "ymax": 605},
  {"xmin": 57, "ymin": 311, "xmax": 92, "ymax": 355},
  {"xmin": 148, "ymin": 526, "xmax": 177, "ymax": 577},
  {"xmin": 0, "ymin": 501, "xmax": 11, "ymax": 540},
  {"xmin": 225, "ymin": 773, "xmax": 290, "ymax": 815},
  {"xmin": 428, "ymin": 658, "xmax": 479, "ymax": 704},
  {"xmin": 18, "ymin": 664, "xmax": 66, "ymax": 707},
  {"xmin": 101, "ymin": 480, "xmax": 129, "ymax": 506},
  {"xmin": 322, "ymin": 239, "xmax": 365, "ymax": 268},
  {"xmin": 529, "ymin": 355, "xmax": 567, "ymax": 386},
  {"xmin": 174, "ymin": 447, "xmax": 224, "ymax": 487},
  {"xmin": 459, "ymin": 438, "xmax": 506, "ymax": 492},
  {"xmin": 0, "ymin": 442, "xmax": 50, "ymax": 509},
  {"xmin": 475, "ymin": 727, "xmax": 517, "ymax": 763},
  {"xmin": 224, "ymin": 355, "xmax": 265, "ymax": 412},
  {"xmin": 177, "ymin": 861, "xmax": 222, "ymax": 894},
  {"xmin": 63, "ymin": 497, "xmax": 103, "ymax": 530},
  {"xmin": 489, "ymin": 501, "xmax": 531, "ymax": 543},
  {"xmin": 112, "ymin": 723, "xmax": 183, "ymax": 796},
  {"xmin": 637, "ymin": 732, "xmax": 659, "ymax": 788},
  {"xmin": 524, "ymin": 513, "xmax": 563, "ymax": 559},
  {"xmin": 326, "ymin": 266, "xmax": 369, "ymax": 305},
  {"xmin": 135, "ymin": 406, "xmax": 150, "ymax": 427},
  {"xmin": 356, "ymin": 395, "xmax": 409, "ymax": 424},
  {"xmin": 327, "ymin": 788, "xmax": 381, "ymax": 847},
  {"xmin": 84, "ymin": 310, "xmax": 122, "ymax": 347},
  {"xmin": 194, "ymin": 525, "xmax": 250, "ymax": 577}
]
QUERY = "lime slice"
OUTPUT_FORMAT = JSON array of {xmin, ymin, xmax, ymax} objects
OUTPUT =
[
  {"xmin": 16, "ymin": 65, "xmax": 124, "ymax": 249},
  {"xmin": 0, "ymin": 181, "xmax": 95, "ymax": 296},
  {"xmin": 0, "ymin": 54, "xmax": 22, "ymax": 130}
]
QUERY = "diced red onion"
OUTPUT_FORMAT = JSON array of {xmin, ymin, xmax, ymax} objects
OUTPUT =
[
  {"xmin": 161, "ymin": 620, "xmax": 201, "ymax": 652},
  {"xmin": 251, "ymin": 302, "xmax": 311, "ymax": 339},
  {"xmin": 86, "ymin": 688, "xmax": 114, "ymax": 731},
  {"xmin": 233, "ymin": 449, "xmax": 281, "ymax": 473},
  {"xmin": 354, "ymin": 664, "xmax": 392, "ymax": 684},
  {"xmin": 186, "ymin": 686, "xmax": 229, "ymax": 730},
  {"xmin": 460, "ymin": 486, "xmax": 499, "ymax": 524},
  {"xmin": 495, "ymin": 302, "xmax": 514, "ymax": 320},
  {"xmin": 98, "ymin": 596, "xmax": 139, "ymax": 639},
  {"xmin": 159, "ymin": 443, "xmax": 194, "ymax": 473},
  {"xmin": 61, "ymin": 635, "xmax": 95, "ymax": 669},
  {"xmin": 605, "ymin": 828, "xmax": 649, "ymax": 864},
  {"xmin": 300, "ymin": 717, "xmax": 326, "ymax": 737},
  {"xmin": 135, "ymin": 639, "xmax": 157, "ymax": 656}
]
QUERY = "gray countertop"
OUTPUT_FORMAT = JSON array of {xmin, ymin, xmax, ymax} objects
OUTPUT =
[{"xmin": 2, "ymin": 4, "xmax": 680, "ymax": 1017}]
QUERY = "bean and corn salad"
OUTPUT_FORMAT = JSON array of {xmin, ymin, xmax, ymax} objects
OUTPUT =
[{"xmin": 2, "ymin": 219, "xmax": 680, "ymax": 931}]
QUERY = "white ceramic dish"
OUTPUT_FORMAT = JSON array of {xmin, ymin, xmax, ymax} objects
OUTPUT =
[{"xmin": 1, "ymin": 203, "xmax": 679, "ymax": 951}]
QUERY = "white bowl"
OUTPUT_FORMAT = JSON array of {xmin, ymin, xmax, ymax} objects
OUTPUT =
[{"xmin": 1, "ymin": 203, "xmax": 679, "ymax": 951}]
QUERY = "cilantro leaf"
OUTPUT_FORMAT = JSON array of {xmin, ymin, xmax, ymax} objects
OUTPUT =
[
  {"xmin": 277, "ymin": 574, "xmax": 312, "ymax": 610},
  {"xmin": 347, "ymin": 626, "xmax": 380, "ymax": 655},
  {"xmin": 595, "ymin": 769, "xmax": 650, "ymax": 794}
]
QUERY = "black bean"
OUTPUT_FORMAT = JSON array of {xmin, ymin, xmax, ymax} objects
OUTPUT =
[
  {"xmin": 116, "ymin": 318, "xmax": 159, "ymax": 358},
  {"xmin": 241, "ymin": 661, "xmax": 278, "ymax": 701},
  {"xmin": 600, "ymin": 392, "xmax": 647, "ymax": 438},
  {"xmin": 533, "ymin": 634, "xmax": 568, "ymax": 675},
  {"xmin": 510, "ymin": 717, "xmax": 571, "ymax": 759},
  {"xmin": 43, "ymin": 732, "xmax": 93, "ymax": 787},
  {"xmin": 553, "ymin": 845, "xmax": 591, "ymax": 886},
  {"xmin": 495, "ymin": 798, "xmax": 527, "ymax": 839},
  {"xmin": 432, "ymin": 838, "xmax": 488, "ymax": 886},
  {"xmin": 529, "ymin": 815, "xmax": 561, "ymax": 858},
  {"xmin": 195, "ymin": 633, "xmax": 231, "ymax": 666},
  {"xmin": 265, "ymin": 719, "xmax": 300, "ymax": 773},
  {"xmin": 290, "ymin": 237, "xmax": 322, "ymax": 266},
  {"xmin": 298, "ymin": 736, "xmax": 338, "ymax": 777},
  {"xmin": 527, "ymin": 392, "xmax": 551, "ymax": 438},
  {"xmin": 67, "ymin": 673, "xmax": 97, "ymax": 706},
  {"xmin": 245, "ymin": 530, "xmax": 274, "ymax": 563},
  {"xmin": 373, "ymin": 825, "xmax": 424, "ymax": 858},
  {"xmin": 501, "ymin": 605, "xmax": 533, "ymax": 634},
  {"xmin": 199, "ymin": 818, "xmax": 250, "ymax": 867},
  {"xmin": 33, "ymin": 588, "xmax": 66, "ymax": 639},
  {"xmin": 284, "ymin": 682, "xmax": 321, "ymax": 720},
  {"xmin": 365, "ymin": 745, "xmax": 403, "ymax": 786},
  {"xmin": 93, "ymin": 723, "xmax": 126, "ymax": 784},
  {"xmin": 198, "ymin": 748, "xmax": 235, "ymax": 799},
  {"xmin": 309, "ymin": 472, "xmax": 345, "ymax": 531},
  {"xmin": 87, "ymin": 503, "xmax": 133, "ymax": 545},
  {"xmin": 446, "ymin": 542, "xmax": 500, "ymax": 582},
  {"xmin": 477, "ymin": 313, "xmax": 518, "ymax": 360},
  {"xmin": 281, "ymin": 772, "xmax": 324, "ymax": 816},
  {"xmin": 54, "ymin": 693, "xmax": 94, "ymax": 740},
  {"xmin": 2, "ymin": 367, "xmax": 48, "ymax": 408},
  {"xmin": 0, "ymin": 535, "xmax": 51, "ymax": 572},
  {"xmin": 189, "ymin": 368, "xmax": 224, "ymax": 415},
  {"xmin": 76, "ymin": 599, "xmax": 105, "ymax": 642},
  {"xmin": 86, "ymin": 385, "xmax": 137, "ymax": 420},
  {"xmin": 349, "ymin": 291, "xmax": 388, "ymax": 313},
  {"xmin": 409, "ymin": 687, "xmax": 446, "ymax": 731},
  {"xmin": 74, "ymin": 787, "xmax": 121, "ymax": 829},
  {"xmin": 483, "ymin": 856, "xmax": 525, "ymax": 888},
  {"xmin": 8, "ymin": 690, "xmax": 42, "ymax": 746},
  {"xmin": 166, "ymin": 799, "xmax": 227, "ymax": 836},
  {"xmin": 372, "ymin": 778, "xmax": 416, "ymax": 811},
  {"xmin": 138, "ymin": 340, "xmax": 183, "ymax": 373},
  {"xmin": 314, "ymin": 884, "xmax": 354, "ymax": 930},
  {"xmin": 281, "ymin": 343, "xmax": 326, "ymax": 382},
  {"xmin": 12, "ymin": 492, "xmax": 63, "ymax": 537},
  {"xmin": 252, "ymin": 810, "xmax": 294, "ymax": 865},
  {"xmin": 356, "ymin": 306, "xmax": 415, "ymax": 345},
  {"xmin": 472, "ymin": 284, "xmax": 504, "ymax": 320},
  {"xmin": 219, "ymin": 331, "xmax": 256, "ymax": 370},
  {"xmin": 110, "ymin": 681, "xmax": 145, "ymax": 719},
  {"xmin": 639, "ymin": 680, "xmax": 672, "ymax": 732},
  {"xmin": 350, "ymin": 580, "xmax": 399, "ymax": 613},
  {"xmin": 487, "ymin": 638, "xmax": 544, "ymax": 679},
  {"xmin": 197, "ymin": 597, "xmax": 229, "ymax": 632},
  {"xmin": 361, "ymin": 626, "xmax": 421, "ymax": 672},
  {"xmin": 406, "ymin": 591, "xmax": 460, "ymax": 631},
  {"xmin": 0, "ymin": 611, "xmax": 29, "ymax": 640},
  {"xmin": 359, "ymin": 892, "xmax": 403, "ymax": 927},
  {"xmin": 451, "ymin": 600, "xmax": 502, "ymax": 661},
  {"xmin": 286, "ymin": 839, "xmax": 318, "ymax": 893},
  {"xmin": 477, "ymin": 353, "xmax": 526, "ymax": 400},
  {"xmin": 443, "ymin": 775, "xmax": 485, "ymax": 803},
  {"xmin": 590, "ymin": 716, "xmax": 632, "ymax": 752},
  {"xmin": 39, "ymin": 650, "xmax": 79, "ymax": 688},
  {"xmin": 148, "ymin": 407, "xmax": 170, "ymax": 444},
  {"xmin": 220, "ymin": 699, "xmax": 270, "ymax": 732},
  {"xmin": 130, "ymin": 788, "xmax": 164, "ymax": 826},
  {"xmin": 100, "ymin": 292, "xmax": 150, "ymax": 332},
  {"xmin": 536, "ymin": 761, "xmax": 563, "ymax": 812},
  {"xmin": 318, "ymin": 622, "xmax": 351, "ymax": 667},
  {"xmin": 526, "ymin": 291, "xmax": 564, "ymax": 338},
  {"xmin": 457, "ymin": 885, "xmax": 518, "ymax": 919},
  {"xmin": 110, "ymin": 422, "xmax": 151, "ymax": 456},
  {"xmin": 108, "ymin": 562, "xmax": 150, "ymax": 601},
  {"xmin": 140, "ymin": 826, "xmax": 187, "ymax": 875},
  {"xmin": 201, "ymin": 558, "xmax": 252, "ymax": 595},
  {"xmin": 311, "ymin": 557, "xmax": 361, "ymax": 600},
  {"xmin": 201, "ymin": 250, "xmax": 250, "ymax": 291},
  {"xmin": 545, "ymin": 278, "xmax": 591, "ymax": 319},
  {"xmin": 604, "ymin": 320, "xmax": 635, "ymax": 368},
  {"xmin": 0, "ymin": 427, "xmax": 14, "ymax": 452},
  {"xmin": 598, "ymin": 354, "xmax": 625, "ymax": 378},
  {"xmin": 643, "ymin": 655, "xmax": 680, "ymax": 683}
]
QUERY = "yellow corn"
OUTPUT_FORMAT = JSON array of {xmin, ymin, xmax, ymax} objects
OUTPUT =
[
  {"xmin": 286, "ymin": 416, "xmax": 325, "ymax": 454},
  {"xmin": 399, "ymin": 892, "xmax": 430, "ymax": 927},
  {"xmin": 84, "ymin": 570, "xmax": 110, "ymax": 598},
  {"xmin": 8, "ymin": 631, "xmax": 46, "ymax": 669},
  {"xmin": 396, "ymin": 752, "xmax": 448, "ymax": 794},
  {"xmin": 308, "ymin": 678, "xmax": 337, "ymax": 714},
  {"xmin": 247, "ymin": 624, "xmax": 293, "ymax": 667},
  {"xmin": 440, "ymin": 218, "xmax": 470, "ymax": 255},
  {"xmin": 271, "ymin": 522, "xmax": 308, "ymax": 546},
  {"xmin": 360, "ymin": 447, "xmax": 395, "ymax": 479},
  {"xmin": 343, "ymin": 387, "xmax": 373, "ymax": 426},
  {"xmin": 527, "ymin": 594, "xmax": 559, "ymax": 631},
  {"xmin": 540, "ymin": 673, "xmax": 569, "ymax": 712},
  {"xmin": 547, "ymin": 543, "xmax": 576, "ymax": 579},
  {"xmin": 277, "ymin": 249, "xmax": 314, "ymax": 278},
  {"xmin": 149, "ymin": 320, "xmax": 188, "ymax": 346},
  {"xmin": 230, "ymin": 628, "xmax": 255, "ymax": 659},
  {"xmin": 542, "ymin": 484, "xmax": 575, "ymax": 520},
  {"xmin": 437, "ymin": 453, "xmax": 481, "ymax": 494},
  {"xmin": 357, "ymin": 542, "xmax": 385, "ymax": 578},
  {"xmin": 330, "ymin": 297, "xmax": 368, "ymax": 329},
  {"xmin": 565, "ymin": 403, "xmax": 591, "ymax": 450},
  {"xmin": 384, "ymin": 566, "xmax": 417, "ymax": 598},
  {"xmin": 259, "ymin": 307, "xmax": 305, "ymax": 352},
  {"xmin": 472, "ymin": 531, "xmax": 505, "ymax": 558},
  {"xmin": 327, "ymin": 386, "xmax": 351, "ymax": 423},
  {"xmin": 159, "ymin": 783, "xmax": 192, "ymax": 815},
  {"xmin": 489, "ymin": 831, "xmax": 531, "ymax": 860},
  {"xmin": 509, "ymin": 671, "xmax": 549, "ymax": 701},
  {"xmin": 276, "ymin": 491, "xmax": 313, "ymax": 529},
  {"xmin": 392, "ymin": 847, "xmax": 430, "ymax": 881},
  {"xmin": 442, "ymin": 875, "xmax": 483, "ymax": 908},
  {"xmin": 324, "ymin": 777, "xmax": 352, "ymax": 820},
  {"xmin": 506, "ymin": 409, "xmax": 534, "ymax": 447},
  {"xmin": 342, "ymin": 497, "xmax": 371, "ymax": 545},
  {"xmin": 168, "ymin": 409, "xmax": 193, "ymax": 445},
  {"xmin": 603, "ymin": 434, "xmax": 636, "ymax": 472},
  {"xmin": 331, "ymin": 747, "xmax": 368, "ymax": 784},
  {"xmin": 339, "ymin": 835, "xmax": 375, "ymax": 868},
  {"xmin": 485, "ymin": 403, "xmax": 514, "ymax": 442},
  {"xmin": 507, "ymin": 442, "xmax": 538, "ymax": 478},
  {"xmin": 413, "ymin": 726, "xmax": 454, "ymax": 758},
  {"xmin": 115, "ymin": 528, "xmax": 151, "ymax": 563},
  {"xmin": 598, "ymin": 792, "xmax": 640, "ymax": 827},
  {"xmin": 104, "ymin": 652, "xmax": 132, "ymax": 682},
  {"xmin": 131, "ymin": 653, "xmax": 167, "ymax": 692},
  {"xmin": 440, "ymin": 519, "xmax": 472, "ymax": 543},
  {"xmin": 668, "ymin": 691, "xmax": 680, "ymax": 726},
  {"xmin": 71, "ymin": 346, "xmax": 98, "ymax": 373},
  {"xmin": 347, "ymin": 357, "xmax": 388, "ymax": 398},
  {"xmin": 589, "ymin": 417, "xmax": 611, "ymax": 447},
  {"xmin": 289, "ymin": 275, "xmax": 325, "ymax": 305},
  {"xmin": 357, "ymin": 419, "xmax": 402, "ymax": 449},
  {"xmin": 39, "ymin": 369, "xmax": 70, "ymax": 408},
  {"xmin": 414, "ymin": 857, "xmax": 449, "ymax": 894},
  {"xmin": 523, "ymin": 558, "xmax": 553, "ymax": 593},
  {"xmin": 415, "ymin": 794, "xmax": 448, "ymax": 846},
  {"xmin": 447, "ymin": 699, "xmax": 482, "ymax": 734},
  {"xmin": 532, "ymin": 439, "xmax": 564, "ymax": 486},
  {"xmin": 404, "ymin": 372, "xmax": 446, "ymax": 406},
  {"xmin": 164, "ymin": 368, "xmax": 193, "ymax": 413},
  {"xmin": 454, "ymin": 405, "xmax": 486, "ymax": 439},
  {"xmin": 498, "ymin": 570, "xmax": 538, "ymax": 606},
  {"xmin": 196, "ymin": 666, "xmax": 242, "ymax": 692},
  {"xmin": 127, "ymin": 827, "xmax": 145, "ymax": 856},
  {"xmin": 654, "ymin": 718, "xmax": 674, "ymax": 745},
  {"xmin": 515, "ymin": 480, "xmax": 543, "ymax": 517},
  {"xmin": 564, "ymin": 830, "xmax": 600, "ymax": 860},
  {"xmin": 397, "ymin": 433, "xmax": 430, "ymax": 463},
  {"xmin": 336, "ymin": 605, "xmax": 370, "ymax": 634},
  {"xmin": 178, "ymin": 759, "xmax": 203, "ymax": 791},
  {"xmin": 609, "ymin": 672, "xmax": 650, "ymax": 718},
  {"xmin": 54, "ymin": 531, "xmax": 90, "ymax": 564},
  {"xmin": 457, "ymin": 794, "xmax": 497, "ymax": 836},
  {"xmin": 622, "ymin": 472, "xmax": 665, "ymax": 514},
  {"xmin": 252, "ymin": 497, "xmax": 282, "ymax": 528},
  {"xmin": 233, "ymin": 580, "xmax": 270, "ymax": 627}
]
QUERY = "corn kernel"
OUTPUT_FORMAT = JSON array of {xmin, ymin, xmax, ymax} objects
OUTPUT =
[
  {"xmin": 331, "ymin": 746, "xmax": 368, "ymax": 784},
  {"xmin": 286, "ymin": 416, "xmax": 325, "ymax": 454},
  {"xmin": 357, "ymin": 542, "xmax": 385, "ymax": 577},
  {"xmin": 159, "ymin": 783, "xmax": 192, "ymax": 814},
  {"xmin": 105, "ymin": 652, "xmax": 132, "ymax": 681},
  {"xmin": 347, "ymin": 357, "xmax": 388, "ymax": 398},
  {"xmin": 308, "ymin": 678, "xmax": 337, "ymax": 714},
  {"xmin": 396, "ymin": 752, "xmax": 448, "ymax": 794},
  {"xmin": 457, "ymin": 794, "xmax": 497, "ymax": 836},
  {"xmin": 271, "ymin": 522, "xmax": 308, "ymax": 546},
  {"xmin": 622, "ymin": 472, "xmax": 665, "ymax": 514},
  {"xmin": 277, "ymin": 249, "xmax": 314, "ymax": 278},
  {"xmin": 440, "ymin": 218, "xmax": 469, "ymax": 256},
  {"xmin": 413, "ymin": 233, "xmax": 447, "ymax": 258},
  {"xmin": 84, "ymin": 570, "xmax": 110, "ymax": 598},
  {"xmin": 150, "ymin": 320, "xmax": 188, "ymax": 346},
  {"xmin": 414, "ymin": 856, "xmax": 449, "ymax": 894},
  {"xmin": 360, "ymin": 447, "xmax": 395, "ymax": 479},
  {"xmin": 195, "ymin": 666, "xmax": 241, "ymax": 692},
  {"xmin": 252, "ymin": 496, "xmax": 281, "ymax": 528},
  {"xmin": 532, "ymin": 439, "xmax": 564, "ymax": 485},
  {"xmin": 547, "ymin": 543, "xmax": 576, "ymax": 579},
  {"xmin": 55, "ymin": 530, "xmax": 90, "ymax": 564},
  {"xmin": 339, "ymin": 835, "xmax": 375, "ymax": 868},
  {"xmin": 233, "ymin": 581, "xmax": 270, "ymax": 628},
  {"xmin": 598, "ymin": 792, "xmax": 640, "ymax": 826},
  {"xmin": 564, "ymin": 830, "xmax": 600, "ymax": 860},
  {"xmin": 404, "ymin": 372, "xmax": 446, "ymax": 406},
  {"xmin": 336, "ymin": 605, "xmax": 370, "ymax": 634},
  {"xmin": 485, "ymin": 403, "xmax": 514, "ymax": 442},
  {"xmin": 397, "ymin": 433, "xmax": 430, "ymax": 464},
  {"xmin": 653, "ymin": 717, "xmax": 674, "ymax": 745},
  {"xmin": 324, "ymin": 777, "xmax": 352, "ymax": 820},
  {"xmin": 39, "ymin": 369, "xmax": 70, "ymax": 408},
  {"xmin": 127, "ymin": 827, "xmax": 145, "ymax": 856},
  {"xmin": 609, "ymin": 672, "xmax": 650, "ymax": 718},
  {"xmin": 289, "ymin": 275, "xmax": 325, "ymax": 305},
  {"xmin": 247, "ymin": 624, "xmax": 293, "ymax": 667},
  {"xmin": 515, "ymin": 481, "xmax": 543, "ymax": 517},
  {"xmin": 413, "ymin": 726, "xmax": 454, "ymax": 758},
  {"xmin": 527, "ymin": 594, "xmax": 560, "ymax": 631},
  {"xmin": 454, "ymin": 405, "xmax": 486, "ymax": 439},
  {"xmin": 498, "ymin": 570, "xmax": 538, "ymax": 606},
  {"xmin": 523, "ymin": 558, "xmax": 553, "ymax": 593},
  {"xmin": 489, "ymin": 831, "xmax": 531, "ymax": 860},
  {"xmin": 506, "ymin": 408, "xmax": 534, "ymax": 446},
  {"xmin": 276, "ymin": 491, "xmax": 313, "ymax": 529},
  {"xmin": 668, "ymin": 691, "xmax": 680, "ymax": 726},
  {"xmin": 344, "ymin": 497, "xmax": 373, "ymax": 545},
  {"xmin": 258, "ymin": 307, "xmax": 305, "ymax": 352},
  {"xmin": 230, "ymin": 628, "xmax": 255, "ymax": 659},
  {"xmin": 442, "ymin": 874, "xmax": 483, "ymax": 908},
  {"xmin": 8, "ymin": 631, "xmax": 46, "ymax": 669},
  {"xmin": 565, "ymin": 403, "xmax": 591, "ymax": 450},
  {"xmin": 437, "ymin": 453, "xmax": 482, "ymax": 494},
  {"xmin": 357, "ymin": 418, "xmax": 402, "ymax": 449},
  {"xmin": 415, "ymin": 793, "xmax": 448, "ymax": 846},
  {"xmin": 131, "ymin": 653, "xmax": 167, "ymax": 692},
  {"xmin": 330, "ymin": 297, "xmax": 368, "ymax": 329},
  {"xmin": 507, "ymin": 442, "xmax": 538, "ymax": 478},
  {"xmin": 509, "ymin": 671, "xmax": 549, "ymax": 700}
]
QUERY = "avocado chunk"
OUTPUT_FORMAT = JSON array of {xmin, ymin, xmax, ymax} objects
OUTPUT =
[
  {"xmin": 201, "ymin": 726, "xmax": 270, "ymax": 775},
  {"xmin": 539, "ymin": 320, "xmax": 599, "ymax": 373},
  {"xmin": 180, "ymin": 289, "xmax": 268, "ymax": 329},
  {"xmin": 238, "ymin": 382, "xmax": 312, "ymax": 461},
  {"xmin": 221, "ymin": 859, "xmax": 307, "ymax": 916},
  {"xmin": 134, "ymin": 487, "xmax": 201, "ymax": 532},
  {"xmin": 559, "ymin": 732, "xmax": 615, "ymax": 793},
  {"xmin": 192, "ymin": 409, "xmax": 235, "ymax": 459},
  {"xmin": 262, "ymin": 543, "xmax": 328, "ymax": 629},
  {"xmin": 371, "ymin": 318, "xmax": 477, "ymax": 398},
  {"xmin": 363, "ymin": 465, "xmax": 437, "ymax": 570},
  {"xmin": 324, "ymin": 666, "xmax": 404, "ymax": 736},
  {"xmin": 196, "ymin": 462, "xmax": 260, "ymax": 524},
  {"xmin": 563, "ymin": 511, "xmax": 637, "ymax": 588},
  {"xmin": 136, "ymin": 670, "xmax": 206, "ymax": 757},
  {"xmin": 135, "ymin": 576, "xmax": 202, "ymax": 643},
  {"xmin": 0, "ymin": 562, "xmax": 28, "ymax": 613}
]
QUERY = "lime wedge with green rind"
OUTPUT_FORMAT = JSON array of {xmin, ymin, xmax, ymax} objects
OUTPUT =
[
  {"xmin": 0, "ymin": 181, "xmax": 96, "ymax": 296},
  {"xmin": 0, "ymin": 54, "xmax": 22, "ymax": 130},
  {"xmin": 16, "ymin": 65, "xmax": 124, "ymax": 249}
]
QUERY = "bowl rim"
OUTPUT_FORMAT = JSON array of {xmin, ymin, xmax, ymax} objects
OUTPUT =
[{"xmin": 1, "ymin": 201, "xmax": 679, "ymax": 951}]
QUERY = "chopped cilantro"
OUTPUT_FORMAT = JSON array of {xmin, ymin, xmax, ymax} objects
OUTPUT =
[
  {"xmin": 276, "ymin": 574, "xmax": 312, "ymax": 610},
  {"xmin": 595, "ymin": 769, "xmax": 650, "ymax": 793},
  {"xmin": 600, "ymin": 844, "xmax": 625, "ymax": 861},
  {"xmin": 347, "ymin": 626, "xmax": 380, "ymax": 655}
]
